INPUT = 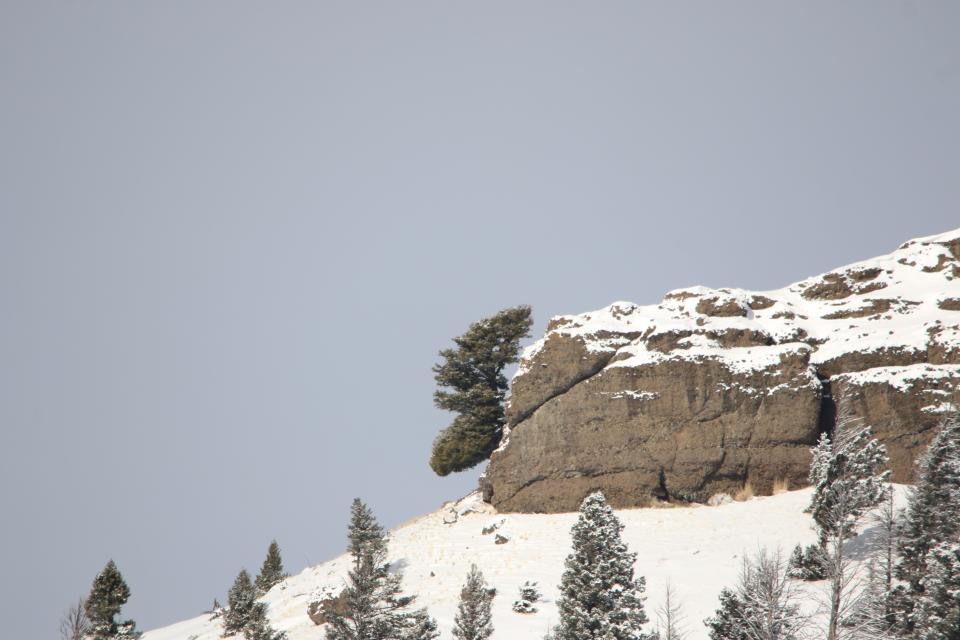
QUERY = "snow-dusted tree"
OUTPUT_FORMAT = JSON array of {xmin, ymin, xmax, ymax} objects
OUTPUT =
[
  {"xmin": 452, "ymin": 565, "xmax": 495, "ymax": 640},
  {"xmin": 704, "ymin": 588, "xmax": 747, "ymax": 640},
  {"xmin": 552, "ymin": 492, "xmax": 652, "ymax": 640},
  {"xmin": 429, "ymin": 305, "xmax": 533, "ymax": 476},
  {"xmin": 224, "ymin": 569, "xmax": 257, "ymax": 637},
  {"xmin": 808, "ymin": 416, "xmax": 890, "ymax": 548},
  {"xmin": 513, "ymin": 581, "xmax": 541, "ymax": 614},
  {"xmin": 61, "ymin": 598, "xmax": 90, "ymax": 640},
  {"xmin": 325, "ymin": 498, "xmax": 437, "ymax": 640},
  {"xmin": 732, "ymin": 549, "xmax": 809, "ymax": 640},
  {"xmin": 244, "ymin": 601, "xmax": 287, "ymax": 640},
  {"xmin": 655, "ymin": 581, "xmax": 689, "ymax": 640},
  {"xmin": 85, "ymin": 560, "xmax": 139, "ymax": 640},
  {"xmin": 894, "ymin": 414, "xmax": 960, "ymax": 633},
  {"xmin": 914, "ymin": 541, "xmax": 960, "ymax": 640},
  {"xmin": 404, "ymin": 608, "xmax": 441, "ymax": 640},
  {"xmin": 807, "ymin": 415, "xmax": 889, "ymax": 640},
  {"xmin": 255, "ymin": 540, "xmax": 287, "ymax": 595}
]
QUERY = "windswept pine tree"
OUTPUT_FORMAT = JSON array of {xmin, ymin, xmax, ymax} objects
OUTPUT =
[
  {"xmin": 805, "ymin": 413, "xmax": 889, "ymax": 640},
  {"xmin": 894, "ymin": 415, "xmax": 960, "ymax": 634},
  {"xmin": 255, "ymin": 540, "xmax": 287, "ymax": 595},
  {"xmin": 551, "ymin": 492, "xmax": 652, "ymax": 640},
  {"xmin": 452, "ymin": 565, "xmax": 494, "ymax": 640},
  {"xmin": 429, "ymin": 305, "xmax": 532, "ymax": 476},
  {"xmin": 84, "ymin": 560, "xmax": 139, "ymax": 640},
  {"xmin": 325, "ymin": 498, "xmax": 437, "ymax": 640}
]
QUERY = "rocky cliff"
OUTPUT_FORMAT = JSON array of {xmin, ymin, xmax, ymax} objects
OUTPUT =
[{"xmin": 482, "ymin": 229, "xmax": 960, "ymax": 512}]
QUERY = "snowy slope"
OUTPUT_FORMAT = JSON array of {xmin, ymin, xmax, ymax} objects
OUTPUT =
[{"xmin": 144, "ymin": 486, "xmax": 909, "ymax": 640}]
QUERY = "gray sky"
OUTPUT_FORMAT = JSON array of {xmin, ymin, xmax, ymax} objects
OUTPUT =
[{"xmin": 1, "ymin": 2, "xmax": 958, "ymax": 637}]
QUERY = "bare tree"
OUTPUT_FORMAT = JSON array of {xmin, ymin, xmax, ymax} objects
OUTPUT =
[
  {"xmin": 736, "ymin": 549, "xmax": 810, "ymax": 640},
  {"xmin": 655, "ymin": 581, "xmax": 689, "ymax": 640},
  {"xmin": 60, "ymin": 598, "xmax": 89, "ymax": 640}
]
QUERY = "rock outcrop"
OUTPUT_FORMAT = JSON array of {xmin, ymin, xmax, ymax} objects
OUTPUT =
[{"xmin": 483, "ymin": 229, "xmax": 960, "ymax": 512}]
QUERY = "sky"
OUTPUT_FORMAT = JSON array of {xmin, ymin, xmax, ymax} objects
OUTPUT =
[{"xmin": 0, "ymin": 2, "xmax": 958, "ymax": 637}]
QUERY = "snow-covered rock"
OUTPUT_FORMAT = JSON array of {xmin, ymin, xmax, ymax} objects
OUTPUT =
[{"xmin": 486, "ymin": 229, "xmax": 960, "ymax": 512}]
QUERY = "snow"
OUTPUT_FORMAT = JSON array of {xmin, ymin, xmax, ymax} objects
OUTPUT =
[
  {"xmin": 833, "ymin": 363, "xmax": 960, "ymax": 392},
  {"xmin": 512, "ymin": 228, "xmax": 960, "ymax": 384},
  {"xmin": 143, "ymin": 486, "xmax": 911, "ymax": 640}
]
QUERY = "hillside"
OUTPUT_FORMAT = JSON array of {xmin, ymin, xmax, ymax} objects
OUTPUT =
[
  {"xmin": 485, "ymin": 229, "xmax": 960, "ymax": 512},
  {"xmin": 144, "ymin": 486, "xmax": 908, "ymax": 640}
]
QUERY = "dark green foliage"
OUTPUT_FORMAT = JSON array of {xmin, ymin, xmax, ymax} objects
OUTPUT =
[
  {"xmin": 325, "ymin": 498, "xmax": 437, "ymax": 640},
  {"xmin": 915, "ymin": 542, "xmax": 960, "ymax": 640},
  {"xmin": 512, "ymin": 581, "xmax": 541, "ymax": 614},
  {"xmin": 224, "ymin": 569, "xmax": 257, "ymax": 637},
  {"xmin": 255, "ymin": 541, "xmax": 287, "ymax": 595},
  {"xmin": 786, "ymin": 544, "xmax": 828, "ymax": 581},
  {"xmin": 245, "ymin": 601, "xmax": 287, "ymax": 640},
  {"xmin": 894, "ymin": 416, "xmax": 960, "ymax": 633},
  {"xmin": 84, "ymin": 560, "xmax": 138, "ymax": 640},
  {"xmin": 429, "ymin": 305, "xmax": 533, "ymax": 475},
  {"xmin": 452, "ymin": 565, "xmax": 495, "ymax": 640},
  {"xmin": 552, "ymin": 492, "xmax": 652, "ymax": 640},
  {"xmin": 704, "ymin": 588, "xmax": 747, "ymax": 640}
]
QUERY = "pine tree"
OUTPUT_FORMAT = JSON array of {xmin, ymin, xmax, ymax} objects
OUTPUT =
[
  {"xmin": 255, "ymin": 541, "xmax": 287, "ymax": 595},
  {"xmin": 914, "ymin": 542, "xmax": 960, "ymax": 640},
  {"xmin": 512, "ymin": 581, "xmax": 541, "ymax": 614},
  {"xmin": 704, "ymin": 588, "xmax": 748, "ymax": 640},
  {"xmin": 325, "ymin": 498, "xmax": 436, "ymax": 640},
  {"xmin": 894, "ymin": 415, "xmax": 960, "ymax": 633},
  {"xmin": 429, "ymin": 305, "xmax": 533, "ymax": 476},
  {"xmin": 404, "ymin": 608, "xmax": 441, "ymax": 640},
  {"xmin": 452, "ymin": 565, "xmax": 495, "ymax": 640},
  {"xmin": 808, "ymin": 417, "xmax": 889, "ymax": 548},
  {"xmin": 84, "ymin": 560, "xmax": 139, "ymax": 640},
  {"xmin": 806, "ymin": 415, "xmax": 889, "ymax": 640},
  {"xmin": 224, "ymin": 569, "xmax": 257, "ymax": 637},
  {"xmin": 245, "ymin": 601, "xmax": 287, "ymax": 640},
  {"xmin": 552, "ymin": 492, "xmax": 652, "ymax": 640}
]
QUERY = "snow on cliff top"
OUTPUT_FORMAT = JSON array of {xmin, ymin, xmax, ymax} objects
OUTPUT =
[
  {"xmin": 516, "ymin": 228, "xmax": 960, "ymax": 379},
  {"xmin": 144, "ymin": 486, "xmax": 909, "ymax": 640}
]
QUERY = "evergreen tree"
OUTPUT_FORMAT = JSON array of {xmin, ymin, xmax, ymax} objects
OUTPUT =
[
  {"xmin": 512, "ymin": 581, "xmax": 541, "ymax": 614},
  {"xmin": 808, "ymin": 418, "xmax": 889, "ymax": 548},
  {"xmin": 245, "ymin": 601, "xmax": 287, "ymax": 640},
  {"xmin": 914, "ymin": 542, "xmax": 960, "ymax": 640},
  {"xmin": 84, "ymin": 560, "xmax": 139, "ymax": 640},
  {"xmin": 704, "ymin": 588, "xmax": 748, "ymax": 640},
  {"xmin": 325, "ymin": 498, "xmax": 436, "ymax": 640},
  {"xmin": 224, "ymin": 569, "xmax": 257, "ymax": 637},
  {"xmin": 452, "ymin": 565, "xmax": 495, "ymax": 640},
  {"xmin": 806, "ymin": 415, "xmax": 889, "ymax": 640},
  {"xmin": 894, "ymin": 415, "xmax": 960, "ymax": 633},
  {"xmin": 429, "ymin": 305, "xmax": 533, "ymax": 476},
  {"xmin": 255, "ymin": 540, "xmax": 287, "ymax": 595},
  {"xmin": 552, "ymin": 492, "xmax": 652, "ymax": 640},
  {"xmin": 404, "ymin": 609, "xmax": 441, "ymax": 640}
]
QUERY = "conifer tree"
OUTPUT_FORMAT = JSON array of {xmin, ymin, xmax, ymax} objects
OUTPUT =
[
  {"xmin": 894, "ymin": 415, "xmax": 960, "ymax": 633},
  {"xmin": 452, "ymin": 565, "xmax": 495, "ymax": 640},
  {"xmin": 704, "ymin": 588, "xmax": 748, "ymax": 640},
  {"xmin": 806, "ymin": 416, "xmax": 889, "ymax": 640},
  {"xmin": 552, "ymin": 492, "xmax": 652, "ymax": 640},
  {"xmin": 224, "ymin": 569, "xmax": 257, "ymax": 637},
  {"xmin": 84, "ymin": 560, "xmax": 139, "ymax": 640},
  {"xmin": 914, "ymin": 541, "xmax": 960, "ymax": 640},
  {"xmin": 325, "ymin": 498, "xmax": 437, "ymax": 640},
  {"xmin": 512, "ymin": 581, "xmax": 541, "ymax": 614},
  {"xmin": 429, "ymin": 305, "xmax": 533, "ymax": 476},
  {"xmin": 245, "ymin": 601, "xmax": 287, "ymax": 640},
  {"xmin": 255, "ymin": 541, "xmax": 287, "ymax": 595}
]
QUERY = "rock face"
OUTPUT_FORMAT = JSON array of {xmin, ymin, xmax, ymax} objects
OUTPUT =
[{"xmin": 483, "ymin": 229, "xmax": 960, "ymax": 513}]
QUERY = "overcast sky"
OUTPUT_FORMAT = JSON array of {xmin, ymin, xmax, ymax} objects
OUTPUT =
[{"xmin": 1, "ymin": 2, "xmax": 958, "ymax": 638}]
